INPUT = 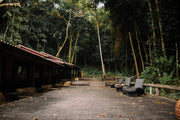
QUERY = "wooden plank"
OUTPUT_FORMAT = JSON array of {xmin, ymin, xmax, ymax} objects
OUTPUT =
[{"xmin": 143, "ymin": 83, "xmax": 180, "ymax": 91}]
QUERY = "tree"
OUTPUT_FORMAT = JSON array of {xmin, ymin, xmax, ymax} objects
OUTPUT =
[{"xmin": 129, "ymin": 32, "xmax": 139, "ymax": 79}]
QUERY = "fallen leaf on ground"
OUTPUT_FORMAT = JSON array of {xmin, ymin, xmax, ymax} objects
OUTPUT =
[
  {"xmin": 119, "ymin": 115, "xmax": 122, "ymax": 118},
  {"xmin": 156, "ymin": 102, "xmax": 168, "ymax": 104},
  {"xmin": 96, "ymin": 115, "xmax": 100, "ymax": 118},
  {"xmin": 131, "ymin": 112, "xmax": 135, "ymax": 115},
  {"xmin": 100, "ymin": 113, "xmax": 106, "ymax": 116},
  {"xmin": 170, "ymin": 112, "xmax": 174, "ymax": 114},
  {"xmin": 132, "ymin": 102, "xmax": 135, "ymax": 104}
]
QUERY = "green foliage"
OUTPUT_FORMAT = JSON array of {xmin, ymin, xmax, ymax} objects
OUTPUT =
[
  {"xmin": 154, "ymin": 56, "xmax": 175, "ymax": 74},
  {"xmin": 159, "ymin": 72, "xmax": 178, "ymax": 85},
  {"xmin": 81, "ymin": 65, "xmax": 102, "ymax": 75},
  {"xmin": 141, "ymin": 56, "xmax": 179, "ymax": 85},
  {"xmin": 141, "ymin": 66, "xmax": 159, "ymax": 83},
  {"xmin": 0, "ymin": 34, "xmax": 3, "ymax": 40},
  {"xmin": 162, "ymin": 91, "xmax": 180, "ymax": 101}
]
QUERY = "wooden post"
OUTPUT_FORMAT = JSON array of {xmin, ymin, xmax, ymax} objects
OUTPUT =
[
  {"xmin": 156, "ymin": 87, "xmax": 161, "ymax": 96},
  {"xmin": 81, "ymin": 71, "xmax": 84, "ymax": 78},
  {"xmin": 150, "ymin": 87, "xmax": 152, "ymax": 94}
]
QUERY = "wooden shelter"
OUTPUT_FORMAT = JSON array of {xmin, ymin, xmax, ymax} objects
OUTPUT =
[{"xmin": 0, "ymin": 41, "xmax": 80, "ymax": 93}]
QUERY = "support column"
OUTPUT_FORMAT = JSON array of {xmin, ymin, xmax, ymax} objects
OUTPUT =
[{"xmin": 156, "ymin": 87, "xmax": 161, "ymax": 96}]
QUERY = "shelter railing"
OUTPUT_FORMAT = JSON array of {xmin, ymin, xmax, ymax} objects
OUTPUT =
[{"xmin": 130, "ymin": 82, "xmax": 180, "ymax": 96}]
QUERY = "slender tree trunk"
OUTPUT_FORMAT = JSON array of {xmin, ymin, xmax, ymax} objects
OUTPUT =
[
  {"xmin": 148, "ymin": 0, "xmax": 157, "ymax": 57},
  {"xmin": 143, "ymin": 42, "xmax": 149, "ymax": 64},
  {"xmin": 71, "ymin": 32, "xmax": 79, "ymax": 64},
  {"xmin": 74, "ymin": 54, "xmax": 77, "ymax": 65},
  {"xmin": 97, "ymin": 21, "xmax": 106, "ymax": 77},
  {"xmin": 36, "ymin": 39, "xmax": 39, "ymax": 51},
  {"xmin": 129, "ymin": 32, "xmax": 139, "ymax": 79},
  {"xmin": 176, "ymin": 40, "xmax": 179, "ymax": 77},
  {"xmin": 155, "ymin": 0, "xmax": 166, "ymax": 57},
  {"xmin": 134, "ymin": 22, "xmax": 144, "ymax": 71},
  {"xmin": 56, "ymin": 10, "xmax": 71, "ymax": 57},
  {"xmin": 115, "ymin": 62, "xmax": 117, "ymax": 73},
  {"xmin": 149, "ymin": 44, "xmax": 153, "ymax": 67},
  {"xmin": 125, "ymin": 45, "xmax": 128, "ymax": 73},
  {"xmin": 10, "ymin": 13, "xmax": 15, "ymax": 42},
  {"xmin": 4, "ymin": 23, "xmax": 9, "ymax": 41},
  {"xmin": 84, "ymin": 54, "xmax": 86, "ymax": 65},
  {"xmin": 93, "ymin": 1, "xmax": 106, "ymax": 77},
  {"xmin": 68, "ymin": 32, "xmax": 73, "ymax": 63}
]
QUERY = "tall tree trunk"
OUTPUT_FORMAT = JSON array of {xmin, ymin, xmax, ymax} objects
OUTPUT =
[
  {"xmin": 134, "ymin": 22, "xmax": 144, "ymax": 71},
  {"xmin": 71, "ymin": 32, "xmax": 79, "ymax": 64},
  {"xmin": 176, "ymin": 40, "xmax": 179, "ymax": 77},
  {"xmin": 36, "ymin": 39, "xmax": 39, "ymax": 51},
  {"xmin": 68, "ymin": 32, "xmax": 73, "ymax": 63},
  {"xmin": 96, "ymin": 21, "xmax": 106, "ymax": 77},
  {"xmin": 11, "ymin": 13, "xmax": 15, "ymax": 42},
  {"xmin": 148, "ymin": 0, "xmax": 157, "ymax": 57},
  {"xmin": 4, "ymin": 23, "xmax": 9, "ymax": 41},
  {"xmin": 93, "ymin": 0, "xmax": 106, "ymax": 77},
  {"xmin": 143, "ymin": 42, "xmax": 149, "ymax": 64},
  {"xmin": 155, "ymin": 0, "xmax": 166, "ymax": 57},
  {"xmin": 115, "ymin": 62, "xmax": 117, "ymax": 73},
  {"xmin": 125, "ymin": 45, "xmax": 128, "ymax": 73},
  {"xmin": 149, "ymin": 44, "xmax": 153, "ymax": 67},
  {"xmin": 84, "ymin": 54, "xmax": 86, "ymax": 65},
  {"xmin": 129, "ymin": 32, "xmax": 139, "ymax": 79},
  {"xmin": 56, "ymin": 10, "xmax": 71, "ymax": 57},
  {"xmin": 74, "ymin": 54, "xmax": 77, "ymax": 64}
]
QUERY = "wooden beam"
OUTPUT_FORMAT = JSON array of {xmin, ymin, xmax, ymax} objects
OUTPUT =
[
  {"xmin": 143, "ymin": 83, "xmax": 180, "ymax": 91},
  {"xmin": 131, "ymin": 82, "xmax": 180, "ymax": 91}
]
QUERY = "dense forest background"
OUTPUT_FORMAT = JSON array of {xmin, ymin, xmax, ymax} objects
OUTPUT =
[{"xmin": 0, "ymin": 0, "xmax": 180, "ymax": 86}]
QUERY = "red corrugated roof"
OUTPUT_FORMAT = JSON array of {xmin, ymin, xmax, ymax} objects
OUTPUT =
[
  {"xmin": 0, "ymin": 41, "xmax": 79, "ymax": 69},
  {"xmin": 39, "ymin": 51, "xmax": 63, "ymax": 61},
  {"xmin": 16, "ymin": 44, "xmax": 79, "ymax": 69},
  {"xmin": 17, "ymin": 44, "xmax": 44, "ymax": 58}
]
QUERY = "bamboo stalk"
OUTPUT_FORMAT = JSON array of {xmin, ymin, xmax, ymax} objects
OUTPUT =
[
  {"xmin": 71, "ymin": 32, "xmax": 79, "ymax": 64},
  {"xmin": 134, "ymin": 22, "xmax": 144, "ymax": 71},
  {"xmin": 147, "ymin": 0, "xmax": 157, "ymax": 57},
  {"xmin": 155, "ymin": 0, "xmax": 166, "ymax": 57},
  {"xmin": 129, "ymin": 32, "xmax": 139, "ymax": 79},
  {"xmin": 176, "ymin": 41, "xmax": 179, "ymax": 77},
  {"xmin": 68, "ymin": 32, "xmax": 73, "ymax": 63}
]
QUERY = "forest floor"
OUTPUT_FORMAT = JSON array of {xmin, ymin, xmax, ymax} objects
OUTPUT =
[{"xmin": 0, "ymin": 80, "xmax": 177, "ymax": 120}]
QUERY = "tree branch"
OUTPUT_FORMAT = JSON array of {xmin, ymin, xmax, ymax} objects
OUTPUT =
[{"xmin": 0, "ymin": 3, "xmax": 21, "ymax": 7}]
